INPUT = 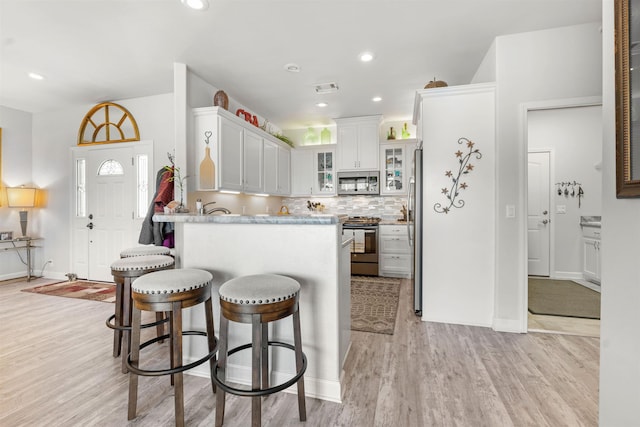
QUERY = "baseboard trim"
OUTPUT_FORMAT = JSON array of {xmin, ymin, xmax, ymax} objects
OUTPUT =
[{"xmin": 493, "ymin": 317, "xmax": 526, "ymax": 333}]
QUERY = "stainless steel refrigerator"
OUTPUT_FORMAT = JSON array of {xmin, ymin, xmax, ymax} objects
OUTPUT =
[{"xmin": 408, "ymin": 142, "xmax": 423, "ymax": 316}]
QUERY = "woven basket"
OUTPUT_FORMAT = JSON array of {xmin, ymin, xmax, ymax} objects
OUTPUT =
[{"xmin": 424, "ymin": 78, "xmax": 448, "ymax": 89}]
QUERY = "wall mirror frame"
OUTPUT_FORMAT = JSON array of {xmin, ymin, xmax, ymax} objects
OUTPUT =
[{"xmin": 615, "ymin": 0, "xmax": 640, "ymax": 197}]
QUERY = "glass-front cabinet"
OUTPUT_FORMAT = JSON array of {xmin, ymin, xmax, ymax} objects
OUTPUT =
[
  {"xmin": 380, "ymin": 139, "xmax": 417, "ymax": 195},
  {"xmin": 316, "ymin": 150, "xmax": 334, "ymax": 193}
]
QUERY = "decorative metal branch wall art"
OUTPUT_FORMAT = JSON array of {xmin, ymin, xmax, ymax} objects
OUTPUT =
[{"xmin": 434, "ymin": 137, "xmax": 482, "ymax": 214}]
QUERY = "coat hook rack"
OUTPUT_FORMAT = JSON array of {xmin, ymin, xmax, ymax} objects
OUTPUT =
[{"xmin": 555, "ymin": 181, "xmax": 584, "ymax": 207}]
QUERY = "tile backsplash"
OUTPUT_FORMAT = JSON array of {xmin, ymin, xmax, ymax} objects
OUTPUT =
[{"xmin": 282, "ymin": 196, "xmax": 408, "ymax": 220}]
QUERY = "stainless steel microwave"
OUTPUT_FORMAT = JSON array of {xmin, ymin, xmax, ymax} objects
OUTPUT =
[{"xmin": 337, "ymin": 171, "xmax": 379, "ymax": 195}]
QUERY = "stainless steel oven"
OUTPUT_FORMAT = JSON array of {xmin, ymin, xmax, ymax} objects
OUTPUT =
[{"xmin": 343, "ymin": 217, "xmax": 380, "ymax": 276}]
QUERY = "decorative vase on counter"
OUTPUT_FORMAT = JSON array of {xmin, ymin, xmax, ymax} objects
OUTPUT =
[
  {"xmin": 387, "ymin": 127, "xmax": 396, "ymax": 140},
  {"xmin": 321, "ymin": 127, "xmax": 331, "ymax": 144},
  {"xmin": 213, "ymin": 90, "xmax": 229, "ymax": 110},
  {"xmin": 401, "ymin": 122, "xmax": 411, "ymax": 139},
  {"xmin": 303, "ymin": 127, "xmax": 318, "ymax": 145}
]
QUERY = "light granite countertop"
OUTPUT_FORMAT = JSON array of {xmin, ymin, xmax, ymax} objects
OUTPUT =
[
  {"xmin": 153, "ymin": 213, "xmax": 348, "ymax": 225},
  {"xmin": 580, "ymin": 215, "xmax": 602, "ymax": 227}
]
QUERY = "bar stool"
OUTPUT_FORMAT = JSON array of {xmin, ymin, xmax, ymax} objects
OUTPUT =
[
  {"xmin": 120, "ymin": 245, "xmax": 171, "ymax": 258},
  {"xmin": 107, "ymin": 254, "xmax": 175, "ymax": 373},
  {"xmin": 127, "ymin": 268, "xmax": 217, "ymax": 427},
  {"xmin": 213, "ymin": 274, "xmax": 307, "ymax": 427}
]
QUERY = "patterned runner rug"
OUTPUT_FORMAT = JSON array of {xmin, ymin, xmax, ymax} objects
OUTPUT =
[
  {"xmin": 22, "ymin": 280, "xmax": 116, "ymax": 303},
  {"xmin": 351, "ymin": 276, "xmax": 402, "ymax": 335}
]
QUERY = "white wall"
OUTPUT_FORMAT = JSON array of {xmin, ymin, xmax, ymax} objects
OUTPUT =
[
  {"xmin": 490, "ymin": 23, "xmax": 602, "ymax": 330},
  {"xmin": 599, "ymin": 1, "xmax": 640, "ymax": 424},
  {"xmin": 30, "ymin": 94, "xmax": 174, "ymax": 280},
  {"xmin": 528, "ymin": 105, "xmax": 602, "ymax": 278},
  {"xmin": 0, "ymin": 106, "xmax": 39, "ymax": 279},
  {"xmin": 418, "ymin": 84, "xmax": 496, "ymax": 327}
]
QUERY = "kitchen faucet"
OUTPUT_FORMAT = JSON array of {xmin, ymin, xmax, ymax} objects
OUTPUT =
[{"xmin": 200, "ymin": 202, "xmax": 232, "ymax": 215}]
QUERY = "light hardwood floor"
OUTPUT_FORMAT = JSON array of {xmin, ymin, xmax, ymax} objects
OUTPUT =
[{"xmin": 0, "ymin": 277, "xmax": 599, "ymax": 426}]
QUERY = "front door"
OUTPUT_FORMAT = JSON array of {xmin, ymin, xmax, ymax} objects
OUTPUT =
[
  {"xmin": 71, "ymin": 143, "xmax": 152, "ymax": 281},
  {"xmin": 527, "ymin": 151, "xmax": 551, "ymax": 276}
]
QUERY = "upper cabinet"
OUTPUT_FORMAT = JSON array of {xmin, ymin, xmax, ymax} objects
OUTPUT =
[
  {"xmin": 380, "ymin": 139, "xmax": 417, "ymax": 195},
  {"xmin": 335, "ymin": 116, "xmax": 382, "ymax": 171},
  {"xmin": 192, "ymin": 107, "xmax": 291, "ymax": 195},
  {"xmin": 264, "ymin": 139, "xmax": 291, "ymax": 196},
  {"xmin": 291, "ymin": 145, "xmax": 336, "ymax": 196}
]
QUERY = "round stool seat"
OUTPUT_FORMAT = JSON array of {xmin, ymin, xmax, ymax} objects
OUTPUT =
[
  {"xmin": 120, "ymin": 245, "xmax": 171, "ymax": 258},
  {"xmin": 111, "ymin": 254, "xmax": 174, "ymax": 272},
  {"xmin": 219, "ymin": 274, "xmax": 300, "ymax": 305},
  {"xmin": 133, "ymin": 268, "xmax": 213, "ymax": 295}
]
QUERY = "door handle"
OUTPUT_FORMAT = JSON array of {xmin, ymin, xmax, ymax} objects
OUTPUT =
[
  {"xmin": 542, "ymin": 219, "xmax": 549, "ymax": 225},
  {"xmin": 542, "ymin": 210, "xmax": 548, "ymax": 215},
  {"xmin": 86, "ymin": 222, "xmax": 94, "ymax": 230}
]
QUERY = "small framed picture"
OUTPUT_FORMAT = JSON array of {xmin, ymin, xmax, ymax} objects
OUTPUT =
[{"xmin": 0, "ymin": 231, "xmax": 13, "ymax": 241}]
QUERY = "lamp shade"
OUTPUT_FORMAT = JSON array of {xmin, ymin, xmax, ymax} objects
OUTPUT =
[{"xmin": 7, "ymin": 187, "xmax": 36, "ymax": 208}]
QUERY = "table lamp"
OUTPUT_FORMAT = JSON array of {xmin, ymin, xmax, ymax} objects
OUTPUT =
[{"xmin": 7, "ymin": 187, "xmax": 36, "ymax": 237}]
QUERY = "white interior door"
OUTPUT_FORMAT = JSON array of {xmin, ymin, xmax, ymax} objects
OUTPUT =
[
  {"xmin": 72, "ymin": 145, "xmax": 142, "ymax": 281},
  {"xmin": 527, "ymin": 151, "xmax": 551, "ymax": 276}
]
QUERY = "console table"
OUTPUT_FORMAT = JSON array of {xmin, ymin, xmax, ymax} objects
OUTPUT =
[{"xmin": 0, "ymin": 237, "xmax": 42, "ymax": 281}]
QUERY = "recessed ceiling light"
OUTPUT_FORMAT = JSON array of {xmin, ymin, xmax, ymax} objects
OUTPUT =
[
  {"xmin": 359, "ymin": 52, "xmax": 374, "ymax": 62},
  {"xmin": 28, "ymin": 72, "xmax": 44, "ymax": 80},
  {"xmin": 181, "ymin": 0, "xmax": 209, "ymax": 10},
  {"xmin": 372, "ymin": 96, "xmax": 382, "ymax": 102},
  {"xmin": 284, "ymin": 63, "xmax": 301, "ymax": 73},
  {"xmin": 316, "ymin": 102, "xmax": 328, "ymax": 108}
]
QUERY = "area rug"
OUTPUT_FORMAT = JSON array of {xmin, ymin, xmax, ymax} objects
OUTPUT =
[
  {"xmin": 22, "ymin": 280, "xmax": 116, "ymax": 303},
  {"xmin": 351, "ymin": 276, "xmax": 402, "ymax": 335},
  {"xmin": 528, "ymin": 278, "xmax": 600, "ymax": 319}
]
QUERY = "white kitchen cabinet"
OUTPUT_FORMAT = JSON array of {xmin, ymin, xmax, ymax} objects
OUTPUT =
[
  {"xmin": 582, "ymin": 226, "xmax": 601, "ymax": 284},
  {"xmin": 379, "ymin": 224, "xmax": 412, "ymax": 278},
  {"xmin": 380, "ymin": 139, "xmax": 417, "ymax": 195},
  {"xmin": 218, "ymin": 116, "xmax": 244, "ymax": 191},
  {"xmin": 265, "ymin": 140, "xmax": 291, "ymax": 195},
  {"xmin": 335, "ymin": 116, "xmax": 382, "ymax": 171},
  {"xmin": 277, "ymin": 146, "xmax": 291, "ymax": 195},
  {"xmin": 243, "ymin": 129, "xmax": 264, "ymax": 193},
  {"xmin": 290, "ymin": 145, "xmax": 336, "ymax": 196},
  {"xmin": 264, "ymin": 140, "xmax": 278, "ymax": 194},
  {"xmin": 192, "ymin": 107, "xmax": 290, "ymax": 195}
]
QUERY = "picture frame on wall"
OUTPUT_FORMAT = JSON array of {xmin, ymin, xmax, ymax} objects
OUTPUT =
[{"xmin": 615, "ymin": 0, "xmax": 640, "ymax": 197}]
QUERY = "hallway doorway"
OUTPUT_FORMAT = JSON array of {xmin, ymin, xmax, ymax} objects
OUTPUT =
[{"xmin": 523, "ymin": 99, "xmax": 602, "ymax": 336}]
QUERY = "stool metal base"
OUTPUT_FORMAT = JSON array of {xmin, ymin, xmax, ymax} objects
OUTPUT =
[
  {"xmin": 126, "ymin": 331, "xmax": 218, "ymax": 377},
  {"xmin": 212, "ymin": 340, "xmax": 307, "ymax": 397}
]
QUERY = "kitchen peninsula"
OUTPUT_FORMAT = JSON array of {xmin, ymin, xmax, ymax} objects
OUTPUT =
[{"xmin": 154, "ymin": 213, "xmax": 351, "ymax": 402}]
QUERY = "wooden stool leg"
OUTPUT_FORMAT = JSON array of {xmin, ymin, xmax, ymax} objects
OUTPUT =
[
  {"xmin": 215, "ymin": 316, "xmax": 229, "ymax": 427},
  {"xmin": 121, "ymin": 277, "xmax": 132, "ymax": 374},
  {"xmin": 252, "ymin": 314, "xmax": 262, "ymax": 427},
  {"xmin": 155, "ymin": 312, "xmax": 165, "ymax": 343},
  {"xmin": 172, "ymin": 302, "xmax": 185, "ymax": 427},
  {"xmin": 113, "ymin": 280, "xmax": 124, "ymax": 357},
  {"xmin": 204, "ymin": 297, "xmax": 217, "ymax": 394},
  {"xmin": 293, "ymin": 309, "xmax": 307, "ymax": 421},
  {"xmin": 170, "ymin": 312, "xmax": 175, "ymax": 386},
  {"xmin": 127, "ymin": 304, "xmax": 142, "ymax": 420},
  {"xmin": 261, "ymin": 322, "xmax": 268, "ymax": 390}
]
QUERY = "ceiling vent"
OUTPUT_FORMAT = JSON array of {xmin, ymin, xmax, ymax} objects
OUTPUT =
[{"xmin": 314, "ymin": 82, "xmax": 339, "ymax": 94}]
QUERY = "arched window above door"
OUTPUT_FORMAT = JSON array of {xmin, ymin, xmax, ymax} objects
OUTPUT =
[
  {"xmin": 77, "ymin": 102, "xmax": 140, "ymax": 145},
  {"xmin": 97, "ymin": 159, "xmax": 124, "ymax": 176}
]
